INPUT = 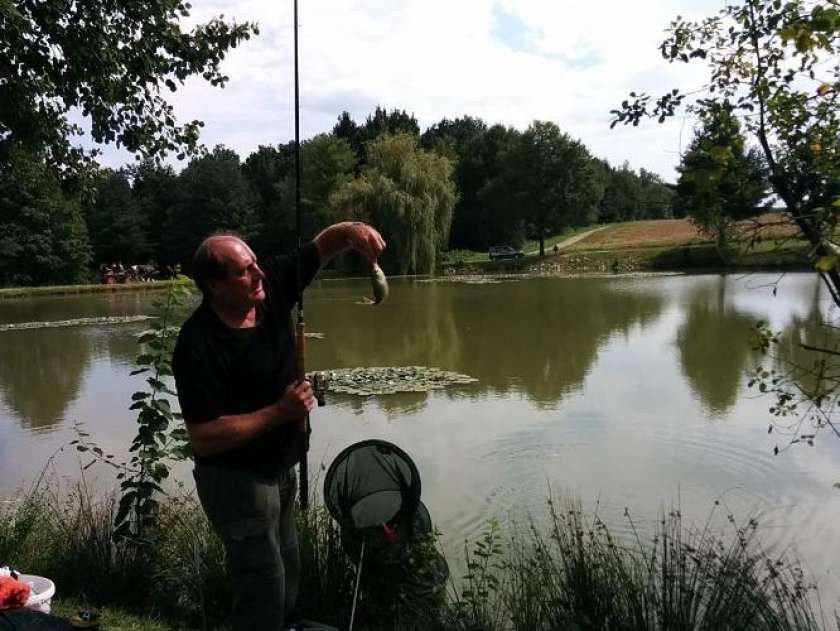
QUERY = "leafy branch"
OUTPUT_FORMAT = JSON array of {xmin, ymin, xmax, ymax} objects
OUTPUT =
[{"xmin": 71, "ymin": 281, "xmax": 194, "ymax": 543}]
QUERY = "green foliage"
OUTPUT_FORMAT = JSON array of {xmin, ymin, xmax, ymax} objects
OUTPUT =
[
  {"xmin": 159, "ymin": 145, "xmax": 259, "ymax": 264},
  {"xmin": 674, "ymin": 105, "xmax": 769, "ymax": 251},
  {"xmin": 87, "ymin": 169, "xmax": 152, "ymax": 265},
  {"xmin": 482, "ymin": 121, "xmax": 603, "ymax": 256},
  {"xmin": 448, "ymin": 500, "xmax": 826, "ymax": 631},
  {"xmin": 421, "ymin": 118, "xmax": 525, "ymax": 251},
  {"xmin": 115, "ymin": 283, "xmax": 193, "ymax": 541},
  {"xmin": 611, "ymin": 0, "xmax": 840, "ymax": 279},
  {"xmin": 2, "ymin": 485, "xmax": 831, "ymax": 630},
  {"xmin": 598, "ymin": 161, "xmax": 675, "ymax": 223},
  {"xmin": 242, "ymin": 136, "xmax": 356, "ymax": 256},
  {"xmin": 611, "ymin": 0, "xmax": 840, "ymax": 448},
  {"xmin": 0, "ymin": 148, "xmax": 92, "ymax": 286},
  {"xmin": 447, "ymin": 520, "xmax": 508, "ymax": 631},
  {"xmin": 331, "ymin": 133, "xmax": 457, "ymax": 275},
  {"xmin": 278, "ymin": 134, "xmax": 357, "ymax": 237},
  {"xmin": 748, "ymin": 320, "xmax": 839, "ymax": 452},
  {"xmin": 241, "ymin": 143, "xmax": 296, "ymax": 252},
  {"xmin": 334, "ymin": 107, "xmax": 420, "ymax": 164},
  {"xmin": 0, "ymin": 0, "xmax": 258, "ymax": 179},
  {"xmin": 71, "ymin": 282, "xmax": 194, "ymax": 542},
  {"xmin": 129, "ymin": 160, "xmax": 179, "ymax": 264}
]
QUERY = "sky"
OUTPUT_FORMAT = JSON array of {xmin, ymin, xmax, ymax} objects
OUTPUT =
[{"xmin": 94, "ymin": 0, "xmax": 728, "ymax": 183}]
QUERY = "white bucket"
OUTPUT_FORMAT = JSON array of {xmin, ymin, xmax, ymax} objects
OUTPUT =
[{"xmin": 18, "ymin": 574, "xmax": 55, "ymax": 614}]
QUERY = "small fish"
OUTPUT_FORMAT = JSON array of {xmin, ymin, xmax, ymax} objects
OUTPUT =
[{"xmin": 369, "ymin": 262, "xmax": 388, "ymax": 305}]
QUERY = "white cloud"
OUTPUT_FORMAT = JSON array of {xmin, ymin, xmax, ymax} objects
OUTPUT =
[{"xmin": 95, "ymin": 0, "xmax": 726, "ymax": 181}]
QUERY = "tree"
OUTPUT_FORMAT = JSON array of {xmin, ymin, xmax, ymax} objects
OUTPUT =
[
  {"xmin": 673, "ymin": 106, "xmax": 769, "ymax": 254},
  {"xmin": 269, "ymin": 134, "xmax": 357, "ymax": 252},
  {"xmin": 0, "ymin": 1, "xmax": 257, "ymax": 179},
  {"xmin": 611, "ymin": 0, "xmax": 840, "ymax": 449},
  {"xmin": 422, "ymin": 116, "xmax": 521, "ymax": 251},
  {"xmin": 331, "ymin": 133, "xmax": 456, "ymax": 275},
  {"xmin": 241, "ymin": 143, "xmax": 296, "ymax": 253},
  {"xmin": 87, "ymin": 169, "xmax": 151, "ymax": 265},
  {"xmin": 333, "ymin": 107, "xmax": 420, "ymax": 165},
  {"xmin": 160, "ymin": 146, "xmax": 259, "ymax": 265},
  {"xmin": 637, "ymin": 169, "xmax": 675, "ymax": 219},
  {"xmin": 598, "ymin": 161, "xmax": 643, "ymax": 223},
  {"xmin": 611, "ymin": 0, "xmax": 840, "ymax": 298},
  {"xmin": 129, "ymin": 160, "xmax": 178, "ymax": 263},
  {"xmin": 483, "ymin": 121, "xmax": 603, "ymax": 256},
  {"xmin": 0, "ymin": 149, "xmax": 91, "ymax": 286}
]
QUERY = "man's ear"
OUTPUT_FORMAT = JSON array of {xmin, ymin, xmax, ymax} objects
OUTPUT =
[{"xmin": 205, "ymin": 278, "xmax": 220, "ymax": 298}]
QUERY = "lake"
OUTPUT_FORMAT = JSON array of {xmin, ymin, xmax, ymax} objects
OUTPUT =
[{"xmin": 1, "ymin": 272, "xmax": 838, "ymax": 599}]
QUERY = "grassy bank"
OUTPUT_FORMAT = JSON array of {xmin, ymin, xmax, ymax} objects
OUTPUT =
[
  {"xmin": 439, "ymin": 214, "xmax": 815, "ymax": 276},
  {"xmin": 1, "ymin": 480, "xmax": 833, "ymax": 631},
  {"xmin": 0, "ymin": 277, "xmax": 192, "ymax": 300}
]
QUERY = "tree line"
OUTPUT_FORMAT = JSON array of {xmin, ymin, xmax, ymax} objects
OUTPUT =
[
  {"xmin": 1, "ymin": 0, "xmax": 774, "ymax": 288},
  {"xmin": 1, "ymin": 106, "xmax": 689, "ymax": 286}
]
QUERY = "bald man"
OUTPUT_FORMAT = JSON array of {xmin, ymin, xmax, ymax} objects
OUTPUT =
[{"xmin": 173, "ymin": 222, "xmax": 385, "ymax": 631}]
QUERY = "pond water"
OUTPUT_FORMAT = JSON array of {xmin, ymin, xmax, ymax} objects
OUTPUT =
[{"xmin": 1, "ymin": 273, "xmax": 839, "ymax": 600}]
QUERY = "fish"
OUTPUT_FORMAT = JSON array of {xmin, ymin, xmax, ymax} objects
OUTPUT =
[{"xmin": 369, "ymin": 262, "xmax": 388, "ymax": 305}]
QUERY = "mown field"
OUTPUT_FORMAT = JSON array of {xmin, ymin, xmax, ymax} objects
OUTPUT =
[
  {"xmin": 564, "ymin": 213, "xmax": 798, "ymax": 252},
  {"xmin": 442, "ymin": 213, "xmax": 810, "ymax": 275}
]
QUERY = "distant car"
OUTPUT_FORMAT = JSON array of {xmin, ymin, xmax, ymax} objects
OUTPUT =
[{"xmin": 488, "ymin": 245, "xmax": 524, "ymax": 261}]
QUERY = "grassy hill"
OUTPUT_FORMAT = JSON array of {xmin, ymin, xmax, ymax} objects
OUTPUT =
[{"xmin": 442, "ymin": 214, "xmax": 811, "ymax": 275}]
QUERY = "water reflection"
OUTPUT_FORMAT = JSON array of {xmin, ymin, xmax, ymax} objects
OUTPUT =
[
  {"xmin": 0, "ymin": 327, "xmax": 92, "ymax": 430},
  {"xmin": 771, "ymin": 279, "xmax": 840, "ymax": 399},
  {"xmin": 2, "ymin": 275, "xmax": 835, "ymax": 430},
  {"xmin": 676, "ymin": 276, "xmax": 756, "ymax": 415},
  {"xmin": 307, "ymin": 277, "xmax": 665, "ymax": 408},
  {"xmin": 0, "ymin": 292, "xmax": 157, "ymax": 430}
]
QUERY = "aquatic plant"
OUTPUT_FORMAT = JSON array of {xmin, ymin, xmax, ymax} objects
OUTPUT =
[{"xmin": 326, "ymin": 366, "xmax": 478, "ymax": 396}]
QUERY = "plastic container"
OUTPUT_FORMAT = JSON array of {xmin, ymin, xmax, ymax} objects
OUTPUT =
[{"xmin": 18, "ymin": 574, "xmax": 55, "ymax": 614}]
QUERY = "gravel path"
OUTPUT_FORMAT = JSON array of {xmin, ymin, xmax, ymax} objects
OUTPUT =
[{"xmin": 526, "ymin": 226, "xmax": 608, "ymax": 255}]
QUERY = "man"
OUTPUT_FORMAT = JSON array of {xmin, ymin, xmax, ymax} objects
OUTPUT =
[{"xmin": 173, "ymin": 222, "xmax": 386, "ymax": 630}]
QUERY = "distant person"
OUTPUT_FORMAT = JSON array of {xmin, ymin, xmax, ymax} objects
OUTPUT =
[
  {"xmin": 173, "ymin": 222, "xmax": 385, "ymax": 630},
  {"xmin": 553, "ymin": 244, "xmax": 559, "ymax": 255}
]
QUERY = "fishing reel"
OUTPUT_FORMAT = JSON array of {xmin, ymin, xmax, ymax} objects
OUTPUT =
[{"xmin": 309, "ymin": 371, "xmax": 332, "ymax": 406}]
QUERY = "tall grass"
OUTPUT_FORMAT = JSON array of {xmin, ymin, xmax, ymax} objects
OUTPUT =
[
  {"xmin": 456, "ymin": 498, "xmax": 830, "ymax": 631},
  {"xmin": 1, "ymin": 480, "xmax": 834, "ymax": 631}
]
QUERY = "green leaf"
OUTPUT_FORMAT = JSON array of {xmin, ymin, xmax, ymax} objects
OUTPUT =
[
  {"xmin": 814, "ymin": 255, "xmax": 837, "ymax": 272},
  {"xmin": 114, "ymin": 492, "xmax": 137, "ymax": 527}
]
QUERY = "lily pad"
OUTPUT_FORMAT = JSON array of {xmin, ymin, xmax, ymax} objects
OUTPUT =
[
  {"xmin": 323, "ymin": 365, "xmax": 478, "ymax": 396},
  {"xmin": 0, "ymin": 315, "xmax": 155, "ymax": 332}
]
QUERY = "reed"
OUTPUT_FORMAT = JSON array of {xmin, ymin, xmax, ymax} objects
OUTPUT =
[{"xmin": 0, "ymin": 482, "xmax": 833, "ymax": 631}]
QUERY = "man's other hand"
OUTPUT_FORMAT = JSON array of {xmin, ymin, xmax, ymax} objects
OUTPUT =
[
  {"xmin": 278, "ymin": 381, "xmax": 316, "ymax": 420},
  {"xmin": 344, "ymin": 222, "xmax": 386, "ymax": 264}
]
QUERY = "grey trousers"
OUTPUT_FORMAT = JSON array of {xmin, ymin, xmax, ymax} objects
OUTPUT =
[{"xmin": 193, "ymin": 463, "xmax": 300, "ymax": 631}]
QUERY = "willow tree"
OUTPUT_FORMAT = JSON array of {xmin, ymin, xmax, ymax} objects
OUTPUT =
[{"xmin": 331, "ymin": 133, "xmax": 457, "ymax": 275}]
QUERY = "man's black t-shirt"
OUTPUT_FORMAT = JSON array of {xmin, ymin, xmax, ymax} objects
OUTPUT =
[{"xmin": 173, "ymin": 242, "xmax": 320, "ymax": 476}]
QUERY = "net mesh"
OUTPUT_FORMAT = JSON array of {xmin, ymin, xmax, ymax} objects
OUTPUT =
[
  {"xmin": 322, "ymin": 439, "xmax": 449, "ymax": 625},
  {"xmin": 323, "ymin": 439, "xmax": 423, "ymax": 550}
]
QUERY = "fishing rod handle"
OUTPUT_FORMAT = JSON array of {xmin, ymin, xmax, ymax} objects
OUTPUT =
[{"xmin": 295, "ymin": 320, "xmax": 306, "ymax": 382}]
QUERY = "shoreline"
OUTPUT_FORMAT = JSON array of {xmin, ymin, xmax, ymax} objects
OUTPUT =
[
  {"xmin": 0, "ymin": 278, "xmax": 189, "ymax": 300},
  {"xmin": 0, "ymin": 245, "xmax": 813, "ymax": 299}
]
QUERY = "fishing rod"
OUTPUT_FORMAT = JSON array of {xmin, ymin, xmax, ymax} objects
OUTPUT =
[{"xmin": 292, "ymin": 0, "xmax": 310, "ymax": 511}]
